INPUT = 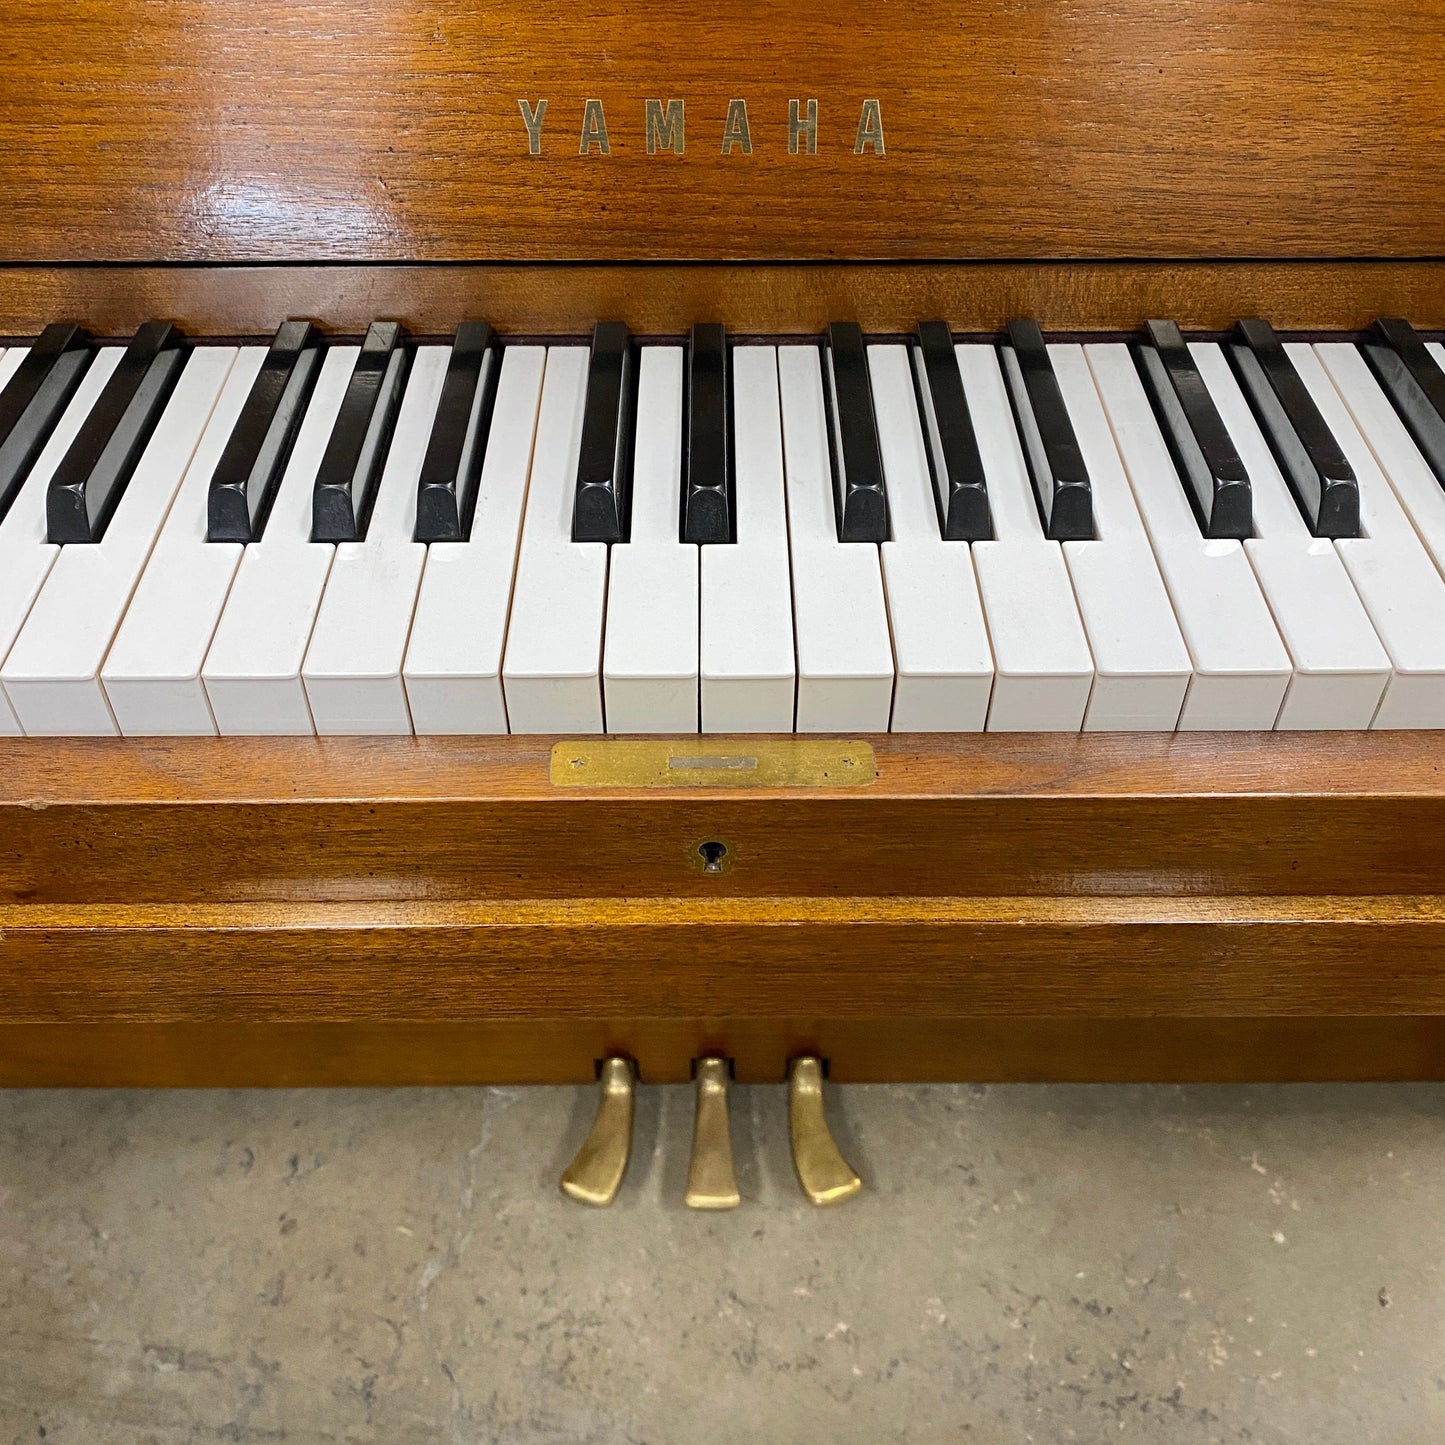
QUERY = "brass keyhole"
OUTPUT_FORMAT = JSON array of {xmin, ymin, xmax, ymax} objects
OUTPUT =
[{"xmin": 697, "ymin": 840, "xmax": 729, "ymax": 874}]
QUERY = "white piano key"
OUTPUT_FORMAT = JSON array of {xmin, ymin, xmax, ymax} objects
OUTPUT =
[
  {"xmin": 1191, "ymin": 342, "xmax": 1391, "ymax": 730},
  {"xmin": 0, "ymin": 346, "xmax": 122, "ymax": 736},
  {"xmin": 0, "ymin": 347, "xmax": 21, "ymax": 436},
  {"xmin": 778, "ymin": 344, "xmax": 894, "ymax": 732},
  {"xmin": 2, "ymin": 347, "xmax": 237, "ymax": 736},
  {"xmin": 201, "ymin": 345, "xmax": 358, "ymax": 735},
  {"xmin": 868, "ymin": 342, "xmax": 992, "ymax": 732},
  {"xmin": 0, "ymin": 347, "xmax": 31, "ymax": 731},
  {"xmin": 1313, "ymin": 342, "xmax": 1445, "ymax": 580},
  {"xmin": 699, "ymin": 345, "xmax": 796, "ymax": 733},
  {"xmin": 958, "ymin": 346, "xmax": 1093, "ymax": 731},
  {"xmin": 100, "ymin": 347, "xmax": 268, "ymax": 735},
  {"xmin": 1292, "ymin": 342, "xmax": 1445, "ymax": 727},
  {"xmin": 301, "ymin": 345, "xmax": 450, "ymax": 735},
  {"xmin": 501, "ymin": 346, "xmax": 606, "ymax": 733},
  {"xmin": 0, "ymin": 345, "xmax": 15, "ymax": 732},
  {"xmin": 1051, "ymin": 344, "xmax": 1191, "ymax": 731},
  {"xmin": 1085, "ymin": 342, "xmax": 1291, "ymax": 731},
  {"xmin": 602, "ymin": 345, "xmax": 699, "ymax": 733},
  {"xmin": 404, "ymin": 346, "xmax": 546, "ymax": 735}
]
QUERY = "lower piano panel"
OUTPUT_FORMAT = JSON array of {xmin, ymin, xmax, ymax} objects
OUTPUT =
[
  {"xmin": 5, "ymin": 732, "xmax": 1445, "ymax": 1085},
  {"xmin": 3, "ymin": 894, "xmax": 1445, "ymax": 1084},
  {"xmin": 1, "ymin": 1018, "xmax": 1444, "ymax": 1087}
]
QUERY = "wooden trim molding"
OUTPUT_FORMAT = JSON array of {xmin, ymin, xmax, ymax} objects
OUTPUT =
[{"xmin": 2, "ymin": 261, "xmax": 1444, "ymax": 337}]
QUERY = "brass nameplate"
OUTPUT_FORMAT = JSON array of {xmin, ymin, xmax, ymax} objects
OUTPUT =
[{"xmin": 550, "ymin": 739, "xmax": 877, "ymax": 788}]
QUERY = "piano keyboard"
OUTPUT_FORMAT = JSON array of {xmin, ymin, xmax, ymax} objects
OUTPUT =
[{"xmin": 1, "ymin": 317, "xmax": 1445, "ymax": 737}]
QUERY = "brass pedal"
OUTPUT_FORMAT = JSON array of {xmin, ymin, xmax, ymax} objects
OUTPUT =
[
  {"xmin": 560, "ymin": 1056, "xmax": 635, "ymax": 1207},
  {"xmin": 788, "ymin": 1057, "xmax": 862, "ymax": 1207},
  {"xmin": 684, "ymin": 1057, "xmax": 741, "ymax": 1209}
]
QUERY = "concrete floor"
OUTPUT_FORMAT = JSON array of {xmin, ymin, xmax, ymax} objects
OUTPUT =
[{"xmin": 0, "ymin": 1083, "xmax": 1442, "ymax": 1444}]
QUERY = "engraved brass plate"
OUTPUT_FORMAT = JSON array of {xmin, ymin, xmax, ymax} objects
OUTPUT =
[{"xmin": 550, "ymin": 738, "xmax": 877, "ymax": 788}]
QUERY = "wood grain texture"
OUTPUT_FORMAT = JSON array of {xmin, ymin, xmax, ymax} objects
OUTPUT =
[
  {"xmin": 4, "ymin": 262, "xmax": 1445, "ymax": 337},
  {"xmin": 3, "ymin": 732, "xmax": 1445, "ymax": 905},
  {"xmin": 3, "ymin": 0, "xmax": 1445, "ymax": 263},
  {"xmin": 3, "ymin": 734, "xmax": 1445, "ymax": 1082},
  {"xmin": 7, "ymin": 728, "xmax": 1445, "ymax": 803},
  {"xmin": 2, "ymin": 1018, "xmax": 1443, "ymax": 1086},
  {"xmin": 6, "ymin": 895, "xmax": 1445, "ymax": 1020}
]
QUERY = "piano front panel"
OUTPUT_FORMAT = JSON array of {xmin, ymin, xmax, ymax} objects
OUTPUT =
[
  {"xmin": 6, "ymin": 731, "xmax": 1445, "ymax": 904},
  {"xmin": 3, "ymin": 0, "xmax": 1445, "ymax": 265},
  {"xmin": 4, "ymin": 731, "xmax": 1445, "ymax": 1085}
]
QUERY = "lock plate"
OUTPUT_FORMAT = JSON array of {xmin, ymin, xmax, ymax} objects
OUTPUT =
[{"xmin": 550, "ymin": 738, "xmax": 877, "ymax": 788}]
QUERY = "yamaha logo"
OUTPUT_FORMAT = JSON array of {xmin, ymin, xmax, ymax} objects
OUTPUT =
[{"xmin": 515, "ymin": 98, "xmax": 886, "ymax": 157}]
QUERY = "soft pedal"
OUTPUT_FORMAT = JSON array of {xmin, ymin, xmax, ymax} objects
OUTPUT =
[{"xmin": 560, "ymin": 1055, "xmax": 635, "ymax": 1207}]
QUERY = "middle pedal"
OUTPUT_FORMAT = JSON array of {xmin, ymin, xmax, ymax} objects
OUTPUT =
[{"xmin": 685, "ymin": 1056, "xmax": 741, "ymax": 1210}]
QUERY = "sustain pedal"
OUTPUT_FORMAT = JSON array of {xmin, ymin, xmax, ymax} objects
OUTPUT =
[{"xmin": 788, "ymin": 1057, "xmax": 862, "ymax": 1206}]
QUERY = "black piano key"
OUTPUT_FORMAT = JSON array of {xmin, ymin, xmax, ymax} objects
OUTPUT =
[
  {"xmin": 1229, "ymin": 318, "xmax": 1359, "ymax": 539},
  {"xmin": 0, "ymin": 323, "xmax": 91, "ymax": 528},
  {"xmin": 913, "ymin": 320, "xmax": 992, "ymax": 540},
  {"xmin": 311, "ymin": 321, "xmax": 408, "ymax": 543},
  {"xmin": 1361, "ymin": 317, "xmax": 1445, "ymax": 488},
  {"xmin": 823, "ymin": 321, "xmax": 888, "ymax": 543},
  {"xmin": 46, "ymin": 322, "xmax": 186, "ymax": 545},
  {"xmin": 415, "ymin": 322, "xmax": 499, "ymax": 543},
  {"xmin": 1001, "ymin": 319, "xmax": 1093, "ymax": 541},
  {"xmin": 683, "ymin": 323, "xmax": 733, "ymax": 545},
  {"xmin": 1138, "ymin": 319, "xmax": 1252, "ymax": 540},
  {"xmin": 207, "ymin": 320, "xmax": 321, "ymax": 543},
  {"xmin": 572, "ymin": 321, "xmax": 637, "ymax": 544}
]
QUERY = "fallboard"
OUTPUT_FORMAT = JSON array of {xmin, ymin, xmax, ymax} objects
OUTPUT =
[{"xmin": 3, "ymin": 0, "xmax": 1444, "ymax": 265}]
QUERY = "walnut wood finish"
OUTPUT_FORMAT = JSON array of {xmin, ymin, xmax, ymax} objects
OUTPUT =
[
  {"xmin": 3, "ymin": 262, "xmax": 1445, "ymax": 338},
  {"xmin": 4, "ymin": 0, "xmax": 1445, "ymax": 264},
  {"xmin": 2, "ymin": 733, "xmax": 1445, "ymax": 1084},
  {"xmin": 4, "ymin": 731, "xmax": 1445, "ymax": 904},
  {"xmin": 6, "ymin": 0, "xmax": 1445, "ymax": 1087},
  {"xmin": 3, "ymin": 1020, "xmax": 1444, "ymax": 1088}
]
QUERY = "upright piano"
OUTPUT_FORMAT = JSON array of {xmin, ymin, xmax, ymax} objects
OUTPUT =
[{"xmin": 3, "ymin": 0, "xmax": 1445, "ymax": 1095}]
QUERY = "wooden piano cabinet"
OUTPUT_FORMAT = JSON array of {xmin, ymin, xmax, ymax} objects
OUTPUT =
[
  {"xmin": 3, "ymin": 0, "xmax": 1445, "ymax": 1085},
  {"xmin": 2, "ymin": 732, "xmax": 1445, "ymax": 1086}
]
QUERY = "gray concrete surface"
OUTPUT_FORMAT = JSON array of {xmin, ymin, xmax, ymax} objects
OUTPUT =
[{"xmin": 0, "ymin": 1082, "xmax": 1442, "ymax": 1443}]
